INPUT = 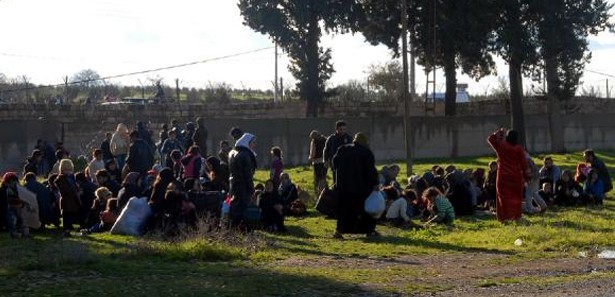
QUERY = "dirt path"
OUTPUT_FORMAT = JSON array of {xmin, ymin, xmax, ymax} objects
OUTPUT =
[{"xmin": 276, "ymin": 253, "xmax": 615, "ymax": 296}]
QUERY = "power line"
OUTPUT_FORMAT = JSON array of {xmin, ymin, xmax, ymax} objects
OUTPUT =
[
  {"xmin": 0, "ymin": 46, "xmax": 273, "ymax": 94},
  {"xmin": 586, "ymin": 69, "xmax": 615, "ymax": 78}
]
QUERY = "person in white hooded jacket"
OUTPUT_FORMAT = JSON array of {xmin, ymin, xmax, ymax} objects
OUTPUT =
[{"xmin": 228, "ymin": 133, "xmax": 257, "ymax": 226}]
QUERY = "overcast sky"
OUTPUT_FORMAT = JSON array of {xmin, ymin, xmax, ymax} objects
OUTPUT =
[{"xmin": 0, "ymin": 0, "xmax": 614, "ymax": 96}]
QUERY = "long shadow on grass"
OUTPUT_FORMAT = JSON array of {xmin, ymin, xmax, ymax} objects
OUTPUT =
[
  {"xmin": 550, "ymin": 220, "xmax": 614, "ymax": 233},
  {"xmin": 360, "ymin": 235, "xmax": 514, "ymax": 255},
  {"xmin": 0, "ymin": 250, "xmax": 395, "ymax": 297}
]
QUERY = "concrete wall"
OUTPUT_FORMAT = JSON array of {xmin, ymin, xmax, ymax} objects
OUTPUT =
[{"xmin": 2, "ymin": 112, "xmax": 614, "ymax": 172}]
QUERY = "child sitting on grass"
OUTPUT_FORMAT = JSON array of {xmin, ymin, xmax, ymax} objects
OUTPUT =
[
  {"xmin": 82, "ymin": 198, "xmax": 119, "ymax": 234},
  {"xmin": 423, "ymin": 187, "xmax": 455, "ymax": 226}
]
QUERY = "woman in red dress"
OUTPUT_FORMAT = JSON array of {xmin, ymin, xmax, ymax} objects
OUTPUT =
[{"xmin": 487, "ymin": 128, "xmax": 527, "ymax": 222}]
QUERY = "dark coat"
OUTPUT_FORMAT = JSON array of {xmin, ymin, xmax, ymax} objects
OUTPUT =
[
  {"xmin": 323, "ymin": 133, "xmax": 353, "ymax": 166},
  {"xmin": 101, "ymin": 139, "xmax": 113, "ymax": 161},
  {"xmin": 229, "ymin": 146, "xmax": 257, "ymax": 199},
  {"xmin": 332, "ymin": 143, "xmax": 378, "ymax": 234},
  {"xmin": 591, "ymin": 157, "xmax": 613, "ymax": 193},
  {"xmin": 25, "ymin": 180, "xmax": 54, "ymax": 225},
  {"xmin": 228, "ymin": 146, "xmax": 257, "ymax": 224},
  {"xmin": 193, "ymin": 125, "xmax": 208, "ymax": 156},
  {"xmin": 55, "ymin": 173, "xmax": 81, "ymax": 214},
  {"xmin": 126, "ymin": 139, "xmax": 154, "ymax": 174}
]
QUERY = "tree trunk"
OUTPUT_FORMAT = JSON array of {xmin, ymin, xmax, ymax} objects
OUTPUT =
[
  {"xmin": 305, "ymin": 8, "xmax": 320, "ymax": 118},
  {"xmin": 443, "ymin": 46, "xmax": 457, "ymax": 116},
  {"xmin": 545, "ymin": 54, "xmax": 565, "ymax": 153},
  {"xmin": 509, "ymin": 57, "xmax": 526, "ymax": 147}
]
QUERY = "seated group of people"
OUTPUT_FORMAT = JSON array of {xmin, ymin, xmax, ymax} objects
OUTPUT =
[
  {"xmin": 376, "ymin": 164, "xmax": 479, "ymax": 227},
  {"xmin": 521, "ymin": 151, "xmax": 612, "ymax": 215},
  {"xmin": 242, "ymin": 173, "xmax": 306, "ymax": 233},
  {"xmin": 0, "ymin": 143, "xmax": 240, "ymax": 238},
  {"xmin": 375, "ymin": 150, "xmax": 612, "ymax": 228}
]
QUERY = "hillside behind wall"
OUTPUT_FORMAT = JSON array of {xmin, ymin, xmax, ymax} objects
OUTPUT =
[{"xmin": 0, "ymin": 98, "xmax": 614, "ymax": 172}]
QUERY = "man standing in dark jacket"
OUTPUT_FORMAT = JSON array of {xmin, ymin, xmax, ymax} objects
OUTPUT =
[
  {"xmin": 332, "ymin": 132, "xmax": 379, "ymax": 239},
  {"xmin": 323, "ymin": 120, "xmax": 353, "ymax": 184},
  {"xmin": 100, "ymin": 132, "xmax": 114, "ymax": 163},
  {"xmin": 126, "ymin": 131, "xmax": 154, "ymax": 175},
  {"xmin": 228, "ymin": 133, "xmax": 257, "ymax": 227},
  {"xmin": 583, "ymin": 149, "xmax": 613, "ymax": 193},
  {"xmin": 193, "ymin": 117, "xmax": 208, "ymax": 157}
]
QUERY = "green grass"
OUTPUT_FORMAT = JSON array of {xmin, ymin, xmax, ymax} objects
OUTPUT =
[{"xmin": 1, "ymin": 152, "xmax": 614, "ymax": 296}]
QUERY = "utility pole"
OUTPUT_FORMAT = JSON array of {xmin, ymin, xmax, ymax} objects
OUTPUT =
[
  {"xmin": 274, "ymin": 43, "xmax": 279, "ymax": 103},
  {"xmin": 64, "ymin": 76, "xmax": 69, "ymax": 104},
  {"xmin": 401, "ymin": 0, "xmax": 413, "ymax": 176},
  {"xmin": 175, "ymin": 78, "xmax": 180, "ymax": 102},
  {"xmin": 280, "ymin": 77, "xmax": 284, "ymax": 102},
  {"xmin": 409, "ymin": 11, "xmax": 416, "ymax": 99},
  {"xmin": 606, "ymin": 79, "xmax": 610, "ymax": 99},
  {"xmin": 22, "ymin": 75, "xmax": 29, "ymax": 104}
]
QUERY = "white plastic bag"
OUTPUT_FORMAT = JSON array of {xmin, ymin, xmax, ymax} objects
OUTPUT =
[
  {"xmin": 364, "ymin": 190, "xmax": 385, "ymax": 219},
  {"xmin": 111, "ymin": 197, "xmax": 152, "ymax": 236},
  {"xmin": 17, "ymin": 185, "xmax": 41, "ymax": 229}
]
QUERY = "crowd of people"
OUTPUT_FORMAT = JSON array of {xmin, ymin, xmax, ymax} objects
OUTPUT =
[{"xmin": 0, "ymin": 119, "xmax": 612, "ymax": 240}]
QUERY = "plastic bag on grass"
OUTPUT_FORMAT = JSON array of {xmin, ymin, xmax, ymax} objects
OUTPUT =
[
  {"xmin": 364, "ymin": 190, "xmax": 385, "ymax": 219},
  {"xmin": 110, "ymin": 197, "xmax": 152, "ymax": 236}
]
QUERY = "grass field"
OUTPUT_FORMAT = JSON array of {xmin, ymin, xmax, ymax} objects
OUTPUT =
[{"xmin": 1, "ymin": 152, "xmax": 613, "ymax": 296}]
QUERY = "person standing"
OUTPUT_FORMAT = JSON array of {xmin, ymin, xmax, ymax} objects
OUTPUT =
[
  {"xmin": 332, "ymin": 132, "xmax": 379, "ymax": 239},
  {"xmin": 126, "ymin": 131, "xmax": 155, "ymax": 175},
  {"xmin": 23, "ymin": 150, "xmax": 43, "ymax": 177},
  {"xmin": 308, "ymin": 130, "xmax": 327, "ymax": 196},
  {"xmin": 55, "ymin": 159, "xmax": 81, "ymax": 237},
  {"xmin": 218, "ymin": 140, "xmax": 231, "ymax": 165},
  {"xmin": 270, "ymin": 146, "xmax": 284, "ymax": 188},
  {"xmin": 228, "ymin": 133, "xmax": 257, "ymax": 227},
  {"xmin": 193, "ymin": 117, "xmax": 209, "ymax": 157},
  {"xmin": 100, "ymin": 132, "xmax": 114, "ymax": 163},
  {"xmin": 160, "ymin": 129, "xmax": 183, "ymax": 168},
  {"xmin": 487, "ymin": 128, "xmax": 527, "ymax": 222},
  {"xmin": 87, "ymin": 149, "xmax": 105, "ymax": 182},
  {"xmin": 323, "ymin": 120, "xmax": 353, "ymax": 184},
  {"xmin": 583, "ymin": 149, "xmax": 613, "ymax": 193},
  {"xmin": 111, "ymin": 123, "xmax": 130, "ymax": 171}
]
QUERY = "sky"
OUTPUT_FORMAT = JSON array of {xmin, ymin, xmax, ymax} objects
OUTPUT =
[{"xmin": 0, "ymin": 0, "xmax": 614, "ymax": 96}]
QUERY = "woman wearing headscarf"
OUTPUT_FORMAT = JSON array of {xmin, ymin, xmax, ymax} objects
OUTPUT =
[
  {"xmin": 332, "ymin": 132, "xmax": 379, "ymax": 239},
  {"xmin": 487, "ymin": 128, "xmax": 527, "ymax": 222},
  {"xmin": 228, "ymin": 133, "xmax": 257, "ymax": 226}
]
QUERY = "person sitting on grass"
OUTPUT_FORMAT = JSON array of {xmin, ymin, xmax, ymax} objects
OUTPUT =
[
  {"xmin": 82, "ymin": 187, "xmax": 113, "ymax": 232},
  {"xmin": 1, "ymin": 172, "xmax": 30, "ymax": 238},
  {"xmin": 423, "ymin": 187, "xmax": 455, "ymax": 226},
  {"xmin": 95, "ymin": 170, "xmax": 120, "ymax": 197},
  {"xmin": 555, "ymin": 170, "xmax": 583, "ymax": 206},
  {"xmin": 81, "ymin": 197, "xmax": 119, "ymax": 235},
  {"xmin": 583, "ymin": 149, "xmax": 613, "ymax": 193},
  {"xmin": 258, "ymin": 180, "xmax": 286, "ymax": 232},
  {"xmin": 538, "ymin": 156, "xmax": 561, "ymax": 191},
  {"xmin": 278, "ymin": 172, "xmax": 298, "ymax": 214},
  {"xmin": 538, "ymin": 182, "xmax": 555, "ymax": 206},
  {"xmin": 584, "ymin": 169, "xmax": 605, "ymax": 206},
  {"xmin": 383, "ymin": 186, "xmax": 414, "ymax": 227}
]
